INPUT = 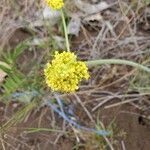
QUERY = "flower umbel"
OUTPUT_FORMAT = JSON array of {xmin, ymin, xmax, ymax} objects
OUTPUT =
[
  {"xmin": 45, "ymin": 0, "xmax": 64, "ymax": 10},
  {"xmin": 44, "ymin": 51, "xmax": 89, "ymax": 92}
]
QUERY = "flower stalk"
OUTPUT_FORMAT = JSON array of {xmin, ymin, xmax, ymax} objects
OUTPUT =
[
  {"xmin": 86, "ymin": 59, "xmax": 150, "ymax": 73},
  {"xmin": 61, "ymin": 9, "xmax": 70, "ymax": 51}
]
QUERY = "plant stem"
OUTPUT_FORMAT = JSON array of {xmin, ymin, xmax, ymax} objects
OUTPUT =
[
  {"xmin": 61, "ymin": 9, "xmax": 70, "ymax": 51},
  {"xmin": 86, "ymin": 59, "xmax": 150, "ymax": 73}
]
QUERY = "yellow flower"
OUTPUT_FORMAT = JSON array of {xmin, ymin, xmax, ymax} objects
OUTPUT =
[
  {"xmin": 44, "ymin": 51, "xmax": 89, "ymax": 92},
  {"xmin": 45, "ymin": 0, "xmax": 64, "ymax": 10}
]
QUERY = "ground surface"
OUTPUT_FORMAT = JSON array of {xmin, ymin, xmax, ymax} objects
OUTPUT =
[{"xmin": 0, "ymin": 0, "xmax": 150, "ymax": 150}]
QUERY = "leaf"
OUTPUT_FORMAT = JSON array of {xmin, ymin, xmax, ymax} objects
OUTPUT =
[
  {"xmin": 2, "ymin": 41, "xmax": 28, "ymax": 65},
  {"xmin": 12, "ymin": 41, "xmax": 28, "ymax": 61},
  {"xmin": 0, "ymin": 61, "xmax": 11, "ymax": 69},
  {"xmin": 2, "ymin": 73, "xmax": 23, "ymax": 94}
]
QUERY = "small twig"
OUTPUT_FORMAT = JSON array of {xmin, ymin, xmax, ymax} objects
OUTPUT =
[
  {"xmin": 92, "ymin": 97, "xmax": 113, "ymax": 112},
  {"xmin": 74, "ymin": 94, "xmax": 95, "ymax": 123},
  {"xmin": 4, "ymin": 134, "xmax": 31, "ymax": 149},
  {"xmin": 0, "ymin": 136, "xmax": 6, "ymax": 150},
  {"xmin": 0, "ymin": 137, "xmax": 16, "ymax": 150},
  {"xmin": 104, "ymin": 98, "xmax": 139, "ymax": 109},
  {"xmin": 99, "ymin": 122, "xmax": 115, "ymax": 150},
  {"xmin": 104, "ymin": 136, "xmax": 115, "ymax": 150},
  {"xmin": 121, "ymin": 141, "xmax": 126, "ymax": 150}
]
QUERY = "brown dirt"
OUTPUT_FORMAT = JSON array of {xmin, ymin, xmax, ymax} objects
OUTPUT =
[
  {"xmin": 0, "ymin": 101, "xmax": 150, "ymax": 150},
  {"xmin": 101, "ymin": 106, "xmax": 150, "ymax": 150}
]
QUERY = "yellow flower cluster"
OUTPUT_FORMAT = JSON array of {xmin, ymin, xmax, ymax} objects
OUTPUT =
[
  {"xmin": 45, "ymin": 0, "xmax": 64, "ymax": 10},
  {"xmin": 44, "ymin": 51, "xmax": 89, "ymax": 92}
]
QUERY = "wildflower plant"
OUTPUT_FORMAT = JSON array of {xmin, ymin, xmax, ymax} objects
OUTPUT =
[
  {"xmin": 42, "ymin": 0, "xmax": 150, "ymax": 139},
  {"xmin": 44, "ymin": 0, "xmax": 150, "ymax": 93}
]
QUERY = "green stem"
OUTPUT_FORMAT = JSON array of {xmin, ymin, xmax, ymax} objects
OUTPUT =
[
  {"xmin": 61, "ymin": 9, "xmax": 70, "ymax": 51},
  {"xmin": 86, "ymin": 59, "xmax": 150, "ymax": 73}
]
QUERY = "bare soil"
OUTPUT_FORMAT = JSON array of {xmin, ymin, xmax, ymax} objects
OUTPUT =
[{"xmin": 0, "ymin": 100, "xmax": 150, "ymax": 150}]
